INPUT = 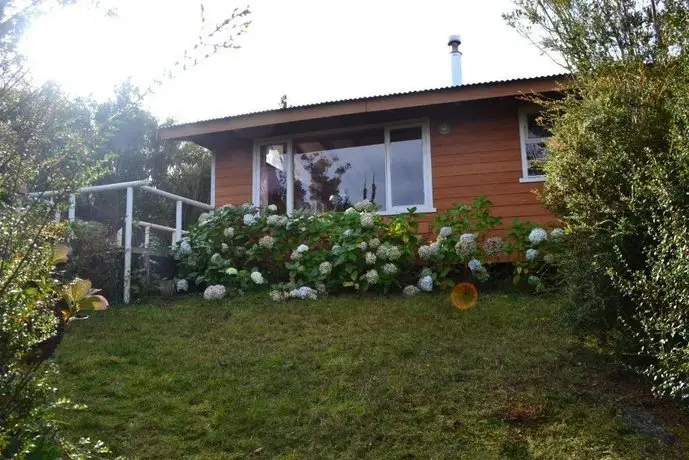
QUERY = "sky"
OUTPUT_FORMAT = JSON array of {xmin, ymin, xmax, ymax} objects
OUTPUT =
[{"xmin": 20, "ymin": 0, "xmax": 562, "ymax": 124}]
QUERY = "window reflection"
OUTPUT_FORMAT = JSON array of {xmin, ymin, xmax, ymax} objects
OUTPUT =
[
  {"xmin": 293, "ymin": 130, "xmax": 386, "ymax": 212},
  {"xmin": 390, "ymin": 127, "xmax": 424, "ymax": 207},
  {"xmin": 259, "ymin": 143, "xmax": 288, "ymax": 213}
]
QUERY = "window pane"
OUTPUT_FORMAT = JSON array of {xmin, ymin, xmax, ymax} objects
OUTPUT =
[
  {"xmin": 293, "ymin": 129, "xmax": 385, "ymax": 212},
  {"xmin": 259, "ymin": 143, "xmax": 288, "ymax": 213},
  {"xmin": 526, "ymin": 114, "xmax": 551, "ymax": 139},
  {"xmin": 526, "ymin": 142, "xmax": 547, "ymax": 176},
  {"xmin": 390, "ymin": 127, "xmax": 424, "ymax": 207}
]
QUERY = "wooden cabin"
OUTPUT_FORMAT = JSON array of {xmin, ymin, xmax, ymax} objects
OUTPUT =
[{"xmin": 159, "ymin": 74, "xmax": 564, "ymax": 235}]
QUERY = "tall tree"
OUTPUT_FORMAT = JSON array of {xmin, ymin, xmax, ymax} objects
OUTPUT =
[{"xmin": 0, "ymin": 0, "xmax": 250, "ymax": 454}]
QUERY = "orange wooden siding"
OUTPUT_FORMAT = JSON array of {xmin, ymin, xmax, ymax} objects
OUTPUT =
[{"xmin": 212, "ymin": 99, "xmax": 555, "ymax": 236}]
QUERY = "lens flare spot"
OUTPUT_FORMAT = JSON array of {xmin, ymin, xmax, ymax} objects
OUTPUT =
[{"xmin": 452, "ymin": 282, "xmax": 478, "ymax": 310}]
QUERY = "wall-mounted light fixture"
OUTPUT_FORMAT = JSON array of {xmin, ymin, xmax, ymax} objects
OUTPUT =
[{"xmin": 437, "ymin": 122, "xmax": 451, "ymax": 135}]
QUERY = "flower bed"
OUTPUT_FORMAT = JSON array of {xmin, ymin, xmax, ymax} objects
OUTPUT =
[{"xmin": 172, "ymin": 197, "xmax": 564, "ymax": 301}]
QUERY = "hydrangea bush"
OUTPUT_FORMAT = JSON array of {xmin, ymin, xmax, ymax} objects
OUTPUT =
[
  {"xmin": 173, "ymin": 196, "xmax": 563, "ymax": 300},
  {"xmin": 505, "ymin": 219, "xmax": 566, "ymax": 292},
  {"xmin": 422, "ymin": 196, "xmax": 504, "ymax": 289}
]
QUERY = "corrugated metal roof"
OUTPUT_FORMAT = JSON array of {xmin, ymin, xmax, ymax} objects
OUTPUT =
[{"xmin": 166, "ymin": 73, "xmax": 567, "ymax": 130}]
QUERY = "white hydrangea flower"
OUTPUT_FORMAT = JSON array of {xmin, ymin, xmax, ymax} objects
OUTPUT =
[
  {"xmin": 528, "ymin": 228, "xmax": 548, "ymax": 245},
  {"xmin": 198, "ymin": 212, "xmax": 210, "ymax": 224},
  {"xmin": 344, "ymin": 207, "xmax": 357, "ymax": 215},
  {"xmin": 418, "ymin": 275, "xmax": 434, "ymax": 292},
  {"xmin": 223, "ymin": 227, "xmax": 235, "ymax": 238},
  {"xmin": 526, "ymin": 248, "xmax": 539, "ymax": 261},
  {"xmin": 455, "ymin": 233, "xmax": 477, "ymax": 256},
  {"xmin": 221, "ymin": 243, "xmax": 229, "ymax": 252},
  {"xmin": 291, "ymin": 250, "xmax": 302, "ymax": 261},
  {"xmin": 403, "ymin": 285, "xmax": 420, "ymax": 296},
  {"xmin": 319, "ymin": 261, "xmax": 332, "ymax": 276},
  {"xmin": 331, "ymin": 244, "xmax": 342, "ymax": 255},
  {"xmin": 418, "ymin": 245, "xmax": 434, "ymax": 260},
  {"xmin": 468, "ymin": 259, "xmax": 482, "ymax": 271},
  {"xmin": 368, "ymin": 238, "xmax": 381, "ymax": 249},
  {"xmin": 179, "ymin": 240, "xmax": 192, "ymax": 254},
  {"xmin": 439, "ymin": 227, "xmax": 452, "ymax": 239},
  {"xmin": 267, "ymin": 215, "xmax": 288, "ymax": 227},
  {"xmin": 358, "ymin": 241, "xmax": 367, "ymax": 251},
  {"xmin": 483, "ymin": 237, "xmax": 504, "ymax": 257},
  {"xmin": 382, "ymin": 263, "xmax": 398, "ymax": 275},
  {"xmin": 360, "ymin": 212, "xmax": 375, "ymax": 228},
  {"xmin": 316, "ymin": 283, "xmax": 327, "ymax": 295},
  {"xmin": 420, "ymin": 267, "xmax": 433, "ymax": 278},
  {"xmin": 269, "ymin": 290, "xmax": 285, "ymax": 302},
  {"xmin": 429, "ymin": 242, "xmax": 440, "ymax": 254},
  {"xmin": 296, "ymin": 244, "xmax": 309, "ymax": 253},
  {"xmin": 365, "ymin": 251, "xmax": 377, "ymax": 265},
  {"xmin": 550, "ymin": 228, "xmax": 565, "ymax": 240},
  {"xmin": 243, "ymin": 214, "xmax": 257, "ymax": 225},
  {"xmin": 377, "ymin": 243, "xmax": 401, "ymax": 261},
  {"xmin": 203, "ymin": 284, "xmax": 226, "ymax": 300},
  {"xmin": 210, "ymin": 253, "xmax": 222, "ymax": 264},
  {"xmin": 226, "ymin": 267, "xmax": 238, "ymax": 275},
  {"xmin": 250, "ymin": 271, "xmax": 264, "ymax": 284},
  {"xmin": 354, "ymin": 199, "xmax": 374, "ymax": 211},
  {"xmin": 176, "ymin": 279, "xmax": 188, "ymax": 292},
  {"xmin": 289, "ymin": 286, "xmax": 318, "ymax": 300},
  {"xmin": 258, "ymin": 235, "xmax": 275, "ymax": 249},
  {"xmin": 364, "ymin": 269, "xmax": 379, "ymax": 284},
  {"xmin": 267, "ymin": 204, "xmax": 278, "ymax": 212}
]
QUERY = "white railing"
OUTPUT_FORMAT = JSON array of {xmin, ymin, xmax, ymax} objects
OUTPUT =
[{"xmin": 30, "ymin": 179, "xmax": 213, "ymax": 304}]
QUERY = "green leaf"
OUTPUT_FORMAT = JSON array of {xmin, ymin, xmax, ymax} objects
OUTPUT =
[{"xmin": 53, "ymin": 243, "xmax": 69, "ymax": 264}]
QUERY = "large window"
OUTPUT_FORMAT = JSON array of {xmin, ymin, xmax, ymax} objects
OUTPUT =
[
  {"xmin": 253, "ymin": 121, "xmax": 433, "ymax": 214},
  {"xmin": 518, "ymin": 109, "xmax": 551, "ymax": 182}
]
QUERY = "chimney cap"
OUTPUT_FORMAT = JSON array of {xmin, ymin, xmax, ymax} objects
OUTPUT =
[{"xmin": 448, "ymin": 34, "xmax": 462, "ymax": 46}]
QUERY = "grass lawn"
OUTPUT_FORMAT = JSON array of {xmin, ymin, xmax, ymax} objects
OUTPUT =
[{"xmin": 55, "ymin": 293, "xmax": 688, "ymax": 459}]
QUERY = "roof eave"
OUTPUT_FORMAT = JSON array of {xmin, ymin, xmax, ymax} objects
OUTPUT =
[{"xmin": 159, "ymin": 75, "xmax": 566, "ymax": 141}]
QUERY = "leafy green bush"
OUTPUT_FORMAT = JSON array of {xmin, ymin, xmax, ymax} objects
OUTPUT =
[
  {"xmin": 507, "ymin": 0, "xmax": 689, "ymax": 399},
  {"xmin": 613, "ymin": 214, "xmax": 689, "ymax": 399}
]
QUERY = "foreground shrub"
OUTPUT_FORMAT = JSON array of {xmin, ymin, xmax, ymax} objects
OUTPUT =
[{"xmin": 508, "ymin": 0, "xmax": 689, "ymax": 398}]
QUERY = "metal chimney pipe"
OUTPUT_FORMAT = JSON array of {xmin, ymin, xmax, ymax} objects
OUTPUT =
[{"xmin": 448, "ymin": 35, "xmax": 463, "ymax": 86}]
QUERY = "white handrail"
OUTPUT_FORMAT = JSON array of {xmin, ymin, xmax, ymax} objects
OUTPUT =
[
  {"xmin": 29, "ymin": 179, "xmax": 151, "ymax": 198},
  {"xmin": 136, "ymin": 220, "xmax": 186, "ymax": 234},
  {"xmin": 34, "ymin": 178, "xmax": 213, "ymax": 304},
  {"xmin": 140, "ymin": 185, "xmax": 214, "ymax": 210}
]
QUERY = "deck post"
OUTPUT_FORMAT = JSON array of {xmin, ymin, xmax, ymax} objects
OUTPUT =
[
  {"xmin": 123, "ymin": 187, "xmax": 133, "ymax": 304},
  {"xmin": 210, "ymin": 152, "xmax": 216, "ymax": 208},
  {"xmin": 175, "ymin": 200, "xmax": 183, "ymax": 243},
  {"xmin": 68, "ymin": 194, "xmax": 76, "ymax": 221}
]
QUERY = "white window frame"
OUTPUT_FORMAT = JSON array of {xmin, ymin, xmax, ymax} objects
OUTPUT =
[
  {"xmin": 252, "ymin": 119, "xmax": 435, "ymax": 215},
  {"xmin": 518, "ymin": 107, "xmax": 549, "ymax": 183}
]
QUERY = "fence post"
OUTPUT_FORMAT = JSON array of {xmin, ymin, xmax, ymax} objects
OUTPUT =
[
  {"xmin": 68, "ymin": 194, "xmax": 76, "ymax": 221},
  {"xmin": 175, "ymin": 200, "xmax": 183, "ymax": 243},
  {"xmin": 123, "ymin": 187, "xmax": 133, "ymax": 304}
]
